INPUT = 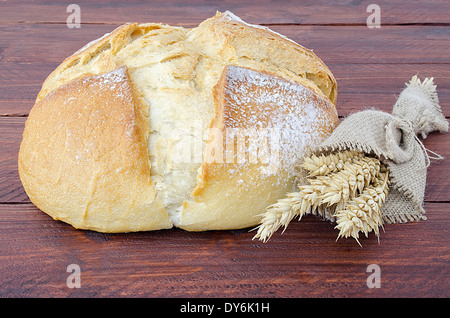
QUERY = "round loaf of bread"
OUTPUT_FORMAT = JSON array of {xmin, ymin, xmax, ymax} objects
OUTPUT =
[{"xmin": 18, "ymin": 11, "xmax": 339, "ymax": 232}]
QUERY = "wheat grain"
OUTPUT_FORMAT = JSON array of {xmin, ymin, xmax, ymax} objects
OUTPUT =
[
  {"xmin": 315, "ymin": 156, "xmax": 381, "ymax": 209},
  {"xmin": 253, "ymin": 186, "xmax": 320, "ymax": 242},
  {"xmin": 252, "ymin": 197, "xmax": 293, "ymax": 242},
  {"xmin": 301, "ymin": 150, "xmax": 363, "ymax": 177},
  {"xmin": 334, "ymin": 170, "xmax": 390, "ymax": 245}
]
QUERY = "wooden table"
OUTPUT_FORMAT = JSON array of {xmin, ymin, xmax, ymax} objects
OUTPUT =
[{"xmin": 1, "ymin": 1, "xmax": 448, "ymax": 299}]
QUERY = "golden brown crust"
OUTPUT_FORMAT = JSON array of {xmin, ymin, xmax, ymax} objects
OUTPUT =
[
  {"xmin": 36, "ymin": 23, "xmax": 140, "ymax": 103},
  {"xmin": 19, "ymin": 66, "xmax": 171, "ymax": 232},
  {"xmin": 200, "ymin": 11, "xmax": 337, "ymax": 104},
  {"xmin": 37, "ymin": 12, "xmax": 337, "ymax": 106},
  {"xmin": 177, "ymin": 65, "xmax": 339, "ymax": 231}
]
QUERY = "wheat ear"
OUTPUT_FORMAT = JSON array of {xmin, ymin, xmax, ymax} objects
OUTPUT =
[
  {"xmin": 252, "ymin": 197, "xmax": 294, "ymax": 243},
  {"xmin": 334, "ymin": 169, "xmax": 390, "ymax": 246},
  {"xmin": 252, "ymin": 187, "xmax": 320, "ymax": 242},
  {"xmin": 252, "ymin": 157, "xmax": 377, "ymax": 243},
  {"xmin": 254, "ymin": 151, "xmax": 387, "ymax": 244},
  {"xmin": 314, "ymin": 156, "xmax": 381, "ymax": 211},
  {"xmin": 301, "ymin": 150, "xmax": 364, "ymax": 177}
]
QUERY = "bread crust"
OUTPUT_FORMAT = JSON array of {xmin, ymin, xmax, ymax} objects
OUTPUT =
[
  {"xmin": 19, "ymin": 66, "xmax": 172, "ymax": 232},
  {"xmin": 199, "ymin": 11, "xmax": 337, "ymax": 104},
  {"xmin": 36, "ymin": 23, "xmax": 136, "ymax": 103},
  {"xmin": 19, "ymin": 11, "xmax": 339, "ymax": 232},
  {"xmin": 36, "ymin": 12, "xmax": 337, "ymax": 106}
]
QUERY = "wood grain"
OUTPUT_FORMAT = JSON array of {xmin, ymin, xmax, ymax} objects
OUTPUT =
[
  {"xmin": 1, "ymin": 24, "xmax": 449, "ymax": 64},
  {"xmin": 0, "ymin": 203, "xmax": 447, "ymax": 297},
  {"xmin": 1, "ymin": 0, "xmax": 450, "ymax": 25},
  {"xmin": 0, "ymin": 0, "xmax": 449, "ymax": 299}
]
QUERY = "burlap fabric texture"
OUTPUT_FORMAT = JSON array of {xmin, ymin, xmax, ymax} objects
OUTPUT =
[{"xmin": 312, "ymin": 76, "xmax": 448, "ymax": 224}]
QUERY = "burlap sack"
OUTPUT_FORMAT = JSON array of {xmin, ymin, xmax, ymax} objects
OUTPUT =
[{"xmin": 312, "ymin": 76, "xmax": 448, "ymax": 224}]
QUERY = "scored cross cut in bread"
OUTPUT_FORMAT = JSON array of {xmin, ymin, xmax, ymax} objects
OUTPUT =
[
  {"xmin": 19, "ymin": 11, "xmax": 339, "ymax": 232},
  {"xmin": 177, "ymin": 65, "xmax": 339, "ymax": 231}
]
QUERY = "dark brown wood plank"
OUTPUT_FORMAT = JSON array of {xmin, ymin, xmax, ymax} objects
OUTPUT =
[
  {"xmin": 422, "ymin": 130, "xmax": 450, "ymax": 202},
  {"xmin": 0, "ymin": 118, "xmax": 27, "ymax": 203},
  {"xmin": 0, "ymin": 62, "xmax": 56, "ymax": 116},
  {"xmin": 2, "ymin": 24, "xmax": 449, "ymax": 64},
  {"xmin": 1, "ymin": 117, "xmax": 448, "ymax": 204},
  {"xmin": 272, "ymin": 25, "xmax": 450, "ymax": 65},
  {"xmin": 332, "ymin": 63, "xmax": 450, "ymax": 117},
  {"xmin": 1, "ymin": 0, "xmax": 450, "ymax": 25},
  {"xmin": 0, "ymin": 202, "xmax": 447, "ymax": 297}
]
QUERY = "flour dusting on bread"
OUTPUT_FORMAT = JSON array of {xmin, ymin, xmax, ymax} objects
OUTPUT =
[{"xmin": 222, "ymin": 65, "xmax": 337, "ymax": 178}]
